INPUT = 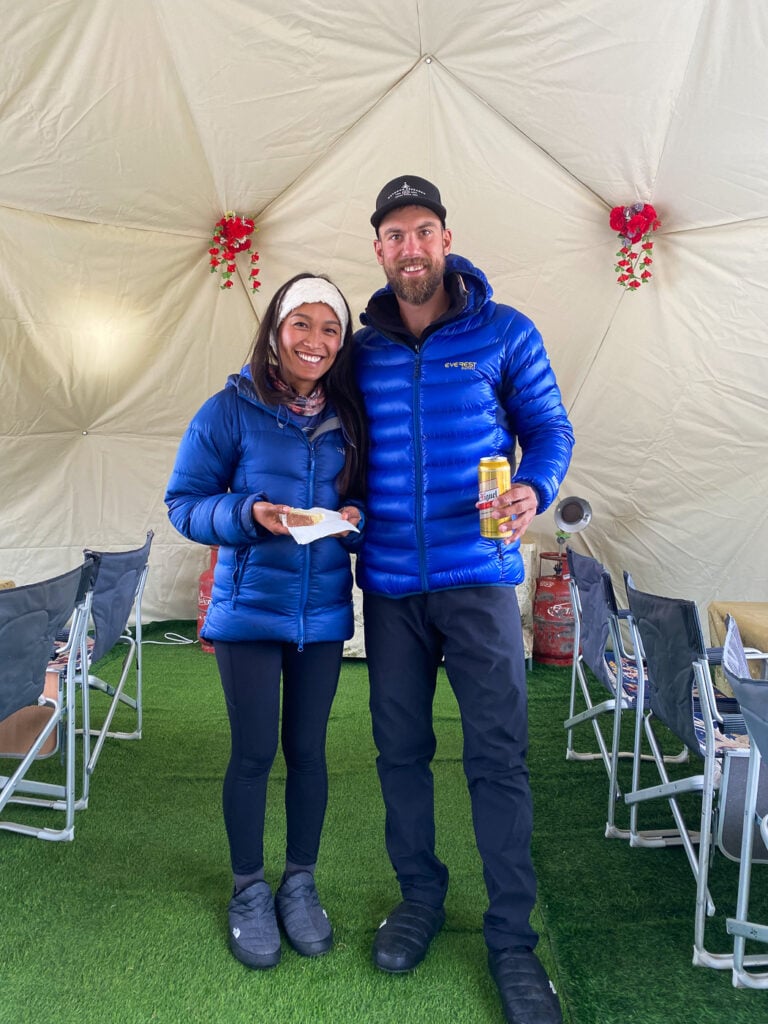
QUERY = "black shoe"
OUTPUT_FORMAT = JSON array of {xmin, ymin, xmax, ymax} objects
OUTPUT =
[
  {"xmin": 488, "ymin": 949, "xmax": 563, "ymax": 1024},
  {"xmin": 372, "ymin": 900, "xmax": 445, "ymax": 973}
]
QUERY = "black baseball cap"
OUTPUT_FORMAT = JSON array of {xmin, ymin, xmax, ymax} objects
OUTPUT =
[{"xmin": 370, "ymin": 175, "xmax": 447, "ymax": 231}]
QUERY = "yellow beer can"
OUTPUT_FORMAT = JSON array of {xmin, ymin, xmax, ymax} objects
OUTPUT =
[{"xmin": 478, "ymin": 456, "xmax": 511, "ymax": 538}]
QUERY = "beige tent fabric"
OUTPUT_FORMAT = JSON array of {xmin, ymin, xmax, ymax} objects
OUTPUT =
[{"xmin": 1, "ymin": 0, "xmax": 767, "ymax": 632}]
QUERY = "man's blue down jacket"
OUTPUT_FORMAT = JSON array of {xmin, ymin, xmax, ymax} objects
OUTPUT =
[
  {"xmin": 165, "ymin": 372, "xmax": 362, "ymax": 645},
  {"xmin": 353, "ymin": 252, "xmax": 574, "ymax": 597}
]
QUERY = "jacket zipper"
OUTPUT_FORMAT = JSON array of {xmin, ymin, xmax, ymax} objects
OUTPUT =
[
  {"xmin": 411, "ymin": 353, "xmax": 429, "ymax": 590},
  {"xmin": 231, "ymin": 546, "xmax": 248, "ymax": 607},
  {"xmin": 296, "ymin": 439, "xmax": 316, "ymax": 652}
]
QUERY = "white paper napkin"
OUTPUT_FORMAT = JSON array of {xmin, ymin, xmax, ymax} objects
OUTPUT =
[{"xmin": 279, "ymin": 508, "xmax": 360, "ymax": 545}]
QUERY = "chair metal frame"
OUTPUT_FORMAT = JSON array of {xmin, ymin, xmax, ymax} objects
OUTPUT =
[
  {"xmin": 564, "ymin": 548, "xmax": 685, "ymax": 840},
  {"xmin": 722, "ymin": 615, "xmax": 768, "ymax": 988},
  {"xmin": 77, "ymin": 531, "xmax": 153, "ymax": 801},
  {"xmin": 0, "ymin": 558, "xmax": 96, "ymax": 841},
  {"xmin": 623, "ymin": 575, "xmax": 767, "ymax": 971}
]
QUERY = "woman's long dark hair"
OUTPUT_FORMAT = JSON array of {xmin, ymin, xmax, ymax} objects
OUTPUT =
[{"xmin": 249, "ymin": 273, "xmax": 367, "ymax": 499}]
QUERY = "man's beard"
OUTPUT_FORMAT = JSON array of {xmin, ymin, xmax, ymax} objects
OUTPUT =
[{"xmin": 384, "ymin": 258, "xmax": 444, "ymax": 305}]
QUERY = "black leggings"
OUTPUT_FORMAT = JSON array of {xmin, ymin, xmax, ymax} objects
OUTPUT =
[{"xmin": 214, "ymin": 639, "xmax": 343, "ymax": 875}]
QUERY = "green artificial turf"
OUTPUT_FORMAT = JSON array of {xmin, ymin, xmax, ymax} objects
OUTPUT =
[{"xmin": 1, "ymin": 624, "xmax": 767, "ymax": 1023}]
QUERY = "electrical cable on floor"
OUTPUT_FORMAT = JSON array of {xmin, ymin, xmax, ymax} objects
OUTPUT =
[{"xmin": 142, "ymin": 632, "xmax": 198, "ymax": 646}]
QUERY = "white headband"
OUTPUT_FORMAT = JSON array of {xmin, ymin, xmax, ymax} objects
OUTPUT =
[{"xmin": 277, "ymin": 278, "xmax": 349, "ymax": 341}]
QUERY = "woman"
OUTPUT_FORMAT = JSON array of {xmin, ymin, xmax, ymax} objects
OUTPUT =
[{"xmin": 165, "ymin": 273, "xmax": 366, "ymax": 970}]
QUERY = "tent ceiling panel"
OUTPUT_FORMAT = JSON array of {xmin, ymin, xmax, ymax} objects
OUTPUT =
[
  {"xmin": 0, "ymin": 0, "xmax": 216, "ymax": 231},
  {"xmin": 154, "ymin": 0, "xmax": 425, "ymax": 215},
  {"xmin": 0, "ymin": 206, "xmax": 257, "ymax": 437},
  {"xmin": 424, "ymin": 1, "xmax": 706, "ymax": 205},
  {"xmin": 655, "ymin": 3, "xmax": 768, "ymax": 226}
]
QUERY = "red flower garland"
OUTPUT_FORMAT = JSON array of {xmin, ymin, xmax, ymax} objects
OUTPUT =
[
  {"xmin": 609, "ymin": 202, "xmax": 661, "ymax": 290},
  {"xmin": 208, "ymin": 211, "xmax": 261, "ymax": 292}
]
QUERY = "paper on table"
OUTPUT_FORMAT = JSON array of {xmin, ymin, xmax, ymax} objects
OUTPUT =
[{"xmin": 279, "ymin": 508, "xmax": 360, "ymax": 545}]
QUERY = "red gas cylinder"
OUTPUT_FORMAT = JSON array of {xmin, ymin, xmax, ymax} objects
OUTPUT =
[
  {"xmin": 532, "ymin": 552, "xmax": 574, "ymax": 666},
  {"xmin": 197, "ymin": 546, "xmax": 218, "ymax": 654}
]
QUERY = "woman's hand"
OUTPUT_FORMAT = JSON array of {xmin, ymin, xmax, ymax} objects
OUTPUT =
[
  {"xmin": 253, "ymin": 501, "xmax": 361, "ymax": 538},
  {"xmin": 333, "ymin": 505, "xmax": 361, "ymax": 537},
  {"xmin": 252, "ymin": 501, "xmax": 292, "ymax": 536}
]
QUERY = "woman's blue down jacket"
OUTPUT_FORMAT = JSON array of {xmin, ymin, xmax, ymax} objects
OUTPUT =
[
  {"xmin": 353, "ymin": 252, "xmax": 574, "ymax": 597},
  {"xmin": 165, "ymin": 372, "xmax": 362, "ymax": 645}
]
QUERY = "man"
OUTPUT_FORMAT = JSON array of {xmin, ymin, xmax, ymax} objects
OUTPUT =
[{"xmin": 353, "ymin": 175, "xmax": 574, "ymax": 1024}]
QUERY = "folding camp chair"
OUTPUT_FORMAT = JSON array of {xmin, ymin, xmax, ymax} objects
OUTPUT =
[
  {"xmin": 623, "ymin": 575, "xmax": 767, "ymax": 969},
  {"xmin": 0, "ymin": 557, "xmax": 95, "ymax": 841},
  {"xmin": 78, "ymin": 531, "xmax": 153, "ymax": 794},
  {"xmin": 722, "ymin": 615, "xmax": 768, "ymax": 988},
  {"xmin": 564, "ymin": 549, "xmax": 685, "ymax": 839}
]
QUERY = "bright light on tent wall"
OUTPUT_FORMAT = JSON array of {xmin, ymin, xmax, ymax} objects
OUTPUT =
[{"xmin": 70, "ymin": 306, "xmax": 149, "ymax": 379}]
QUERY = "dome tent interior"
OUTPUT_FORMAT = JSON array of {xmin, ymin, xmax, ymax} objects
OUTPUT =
[{"xmin": 1, "ymin": 0, "xmax": 766, "ymax": 626}]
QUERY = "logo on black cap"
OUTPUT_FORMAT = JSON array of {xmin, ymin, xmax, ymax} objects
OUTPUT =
[{"xmin": 371, "ymin": 175, "xmax": 447, "ymax": 231}]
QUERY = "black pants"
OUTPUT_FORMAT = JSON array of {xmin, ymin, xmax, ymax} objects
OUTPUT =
[
  {"xmin": 214, "ymin": 639, "xmax": 342, "ymax": 874},
  {"xmin": 364, "ymin": 587, "xmax": 538, "ymax": 952}
]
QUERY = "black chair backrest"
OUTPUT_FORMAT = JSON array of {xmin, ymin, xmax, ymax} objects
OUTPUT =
[
  {"xmin": 0, "ymin": 558, "xmax": 95, "ymax": 722},
  {"xmin": 723, "ymin": 616, "xmax": 768, "ymax": 765},
  {"xmin": 624, "ymin": 575, "xmax": 706, "ymax": 755},
  {"xmin": 567, "ymin": 548, "xmax": 620, "ymax": 693},
  {"xmin": 84, "ymin": 531, "xmax": 153, "ymax": 664}
]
